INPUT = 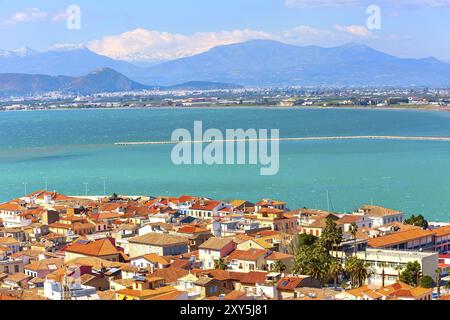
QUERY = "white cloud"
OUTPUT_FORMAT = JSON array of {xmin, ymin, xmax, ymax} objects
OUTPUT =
[
  {"xmin": 88, "ymin": 28, "xmax": 273, "ymax": 62},
  {"xmin": 285, "ymin": 0, "xmax": 360, "ymax": 7},
  {"xmin": 285, "ymin": 0, "xmax": 450, "ymax": 7},
  {"xmin": 52, "ymin": 11, "xmax": 69, "ymax": 22},
  {"xmin": 88, "ymin": 25, "xmax": 378, "ymax": 62},
  {"xmin": 1, "ymin": 8, "xmax": 48, "ymax": 26},
  {"xmin": 334, "ymin": 24, "xmax": 373, "ymax": 37},
  {"xmin": 50, "ymin": 43, "xmax": 85, "ymax": 51}
]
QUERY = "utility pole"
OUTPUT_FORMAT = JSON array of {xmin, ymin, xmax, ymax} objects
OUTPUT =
[
  {"xmin": 102, "ymin": 177, "xmax": 107, "ymax": 196},
  {"xmin": 83, "ymin": 182, "xmax": 89, "ymax": 197},
  {"xmin": 23, "ymin": 182, "xmax": 28, "ymax": 196},
  {"xmin": 326, "ymin": 190, "xmax": 330, "ymax": 212}
]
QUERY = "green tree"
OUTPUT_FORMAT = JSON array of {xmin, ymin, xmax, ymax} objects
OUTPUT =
[
  {"xmin": 214, "ymin": 258, "xmax": 228, "ymax": 271},
  {"xmin": 345, "ymin": 256, "xmax": 370, "ymax": 288},
  {"xmin": 272, "ymin": 260, "xmax": 287, "ymax": 273},
  {"xmin": 288, "ymin": 233, "xmax": 318, "ymax": 255},
  {"xmin": 292, "ymin": 241, "xmax": 332, "ymax": 284},
  {"xmin": 349, "ymin": 222, "xmax": 358, "ymax": 256},
  {"xmin": 399, "ymin": 261, "xmax": 422, "ymax": 286},
  {"xmin": 320, "ymin": 217, "xmax": 343, "ymax": 253},
  {"xmin": 435, "ymin": 269, "xmax": 441, "ymax": 298},
  {"xmin": 110, "ymin": 193, "xmax": 119, "ymax": 201},
  {"xmin": 394, "ymin": 264, "xmax": 404, "ymax": 280},
  {"xmin": 419, "ymin": 276, "xmax": 434, "ymax": 289},
  {"xmin": 379, "ymin": 262, "xmax": 387, "ymax": 287},
  {"xmin": 329, "ymin": 258, "xmax": 343, "ymax": 291},
  {"xmin": 405, "ymin": 215, "xmax": 429, "ymax": 229}
]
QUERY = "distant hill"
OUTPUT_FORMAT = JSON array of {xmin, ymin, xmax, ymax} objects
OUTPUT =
[
  {"xmin": 0, "ymin": 68, "xmax": 151, "ymax": 96},
  {"xmin": 165, "ymin": 81, "xmax": 244, "ymax": 90},
  {"xmin": 0, "ymin": 47, "xmax": 144, "ymax": 79},
  {"xmin": 2, "ymin": 40, "xmax": 450, "ymax": 87},
  {"xmin": 143, "ymin": 40, "xmax": 450, "ymax": 87}
]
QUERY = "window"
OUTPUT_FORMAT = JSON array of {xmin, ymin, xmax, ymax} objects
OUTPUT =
[{"xmin": 210, "ymin": 286, "xmax": 218, "ymax": 294}]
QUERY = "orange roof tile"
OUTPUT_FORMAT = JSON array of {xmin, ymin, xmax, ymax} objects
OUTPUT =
[
  {"xmin": 65, "ymin": 238, "xmax": 119, "ymax": 257},
  {"xmin": 190, "ymin": 200, "xmax": 221, "ymax": 211},
  {"xmin": 227, "ymin": 249, "xmax": 268, "ymax": 261},
  {"xmin": 360, "ymin": 205, "xmax": 401, "ymax": 217},
  {"xmin": 199, "ymin": 237, "xmax": 234, "ymax": 250},
  {"xmin": 266, "ymin": 252, "xmax": 293, "ymax": 261},
  {"xmin": 433, "ymin": 225, "xmax": 450, "ymax": 237},
  {"xmin": 240, "ymin": 271, "xmax": 268, "ymax": 285},
  {"xmin": 368, "ymin": 229, "xmax": 434, "ymax": 248}
]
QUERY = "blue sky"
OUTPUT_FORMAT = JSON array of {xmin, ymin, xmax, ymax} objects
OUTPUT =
[{"xmin": 1, "ymin": 0, "xmax": 450, "ymax": 61}]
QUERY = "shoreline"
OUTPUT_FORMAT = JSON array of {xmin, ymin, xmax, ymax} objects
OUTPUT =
[{"xmin": 1, "ymin": 104, "xmax": 449, "ymax": 113}]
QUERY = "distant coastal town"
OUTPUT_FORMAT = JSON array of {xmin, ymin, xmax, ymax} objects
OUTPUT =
[
  {"xmin": 0, "ymin": 190, "xmax": 449, "ymax": 300},
  {"xmin": 2, "ymin": 87, "xmax": 450, "ymax": 112}
]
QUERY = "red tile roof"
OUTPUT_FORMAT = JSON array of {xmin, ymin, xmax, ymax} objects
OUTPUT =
[
  {"xmin": 152, "ymin": 267, "xmax": 189, "ymax": 284},
  {"xmin": 433, "ymin": 226, "xmax": 450, "ymax": 237},
  {"xmin": 277, "ymin": 276, "xmax": 310, "ymax": 291},
  {"xmin": 179, "ymin": 195, "xmax": 197, "ymax": 203},
  {"xmin": 368, "ymin": 229, "xmax": 434, "ymax": 248},
  {"xmin": 0, "ymin": 201, "xmax": 27, "ymax": 212},
  {"xmin": 227, "ymin": 249, "xmax": 268, "ymax": 261},
  {"xmin": 240, "ymin": 271, "xmax": 268, "ymax": 285},
  {"xmin": 177, "ymin": 226, "xmax": 209, "ymax": 234},
  {"xmin": 190, "ymin": 200, "xmax": 221, "ymax": 211},
  {"xmin": 65, "ymin": 238, "xmax": 119, "ymax": 257}
]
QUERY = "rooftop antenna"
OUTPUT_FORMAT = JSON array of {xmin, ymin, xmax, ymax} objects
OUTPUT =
[{"xmin": 44, "ymin": 177, "xmax": 49, "ymax": 191}]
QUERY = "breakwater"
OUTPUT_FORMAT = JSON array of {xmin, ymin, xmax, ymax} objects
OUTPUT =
[{"xmin": 114, "ymin": 135, "xmax": 450, "ymax": 146}]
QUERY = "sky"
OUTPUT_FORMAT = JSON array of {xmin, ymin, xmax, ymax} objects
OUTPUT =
[{"xmin": 1, "ymin": 0, "xmax": 450, "ymax": 62}]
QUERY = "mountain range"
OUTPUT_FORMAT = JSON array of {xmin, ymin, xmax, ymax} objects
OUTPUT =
[
  {"xmin": 1, "ymin": 40, "xmax": 450, "ymax": 90},
  {"xmin": 0, "ymin": 68, "xmax": 150, "ymax": 96},
  {"xmin": 0, "ymin": 68, "xmax": 244, "ymax": 97}
]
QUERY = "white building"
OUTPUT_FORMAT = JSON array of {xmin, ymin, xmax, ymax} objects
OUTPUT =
[
  {"xmin": 0, "ymin": 201, "xmax": 32, "ymax": 228},
  {"xmin": 353, "ymin": 205, "xmax": 404, "ymax": 228},
  {"xmin": 354, "ymin": 249, "xmax": 438, "ymax": 286},
  {"xmin": 43, "ymin": 279, "xmax": 99, "ymax": 300}
]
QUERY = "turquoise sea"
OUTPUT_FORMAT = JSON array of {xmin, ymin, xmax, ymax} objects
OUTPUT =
[{"xmin": 2, "ymin": 107, "xmax": 450, "ymax": 221}]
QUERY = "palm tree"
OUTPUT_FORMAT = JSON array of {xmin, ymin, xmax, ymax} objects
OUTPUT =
[
  {"xmin": 394, "ymin": 264, "xmax": 404, "ymax": 281},
  {"xmin": 346, "ymin": 256, "xmax": 370, "ymax": 288},
  {"xmin": 329, "ymin": 259, "xmax": 343, "ymax": 291},
  {"xmin": 435, "ymin": 269, "xmax": 441, "ymax": 298},
  {"xmin": 379, "ymin": 262, "xmax": 387, "ymax": 287},
  {"xmin": 272, "ymin": 260, "xmax": 287, "ymax": 274},
  {"xmin": 306, "ymin": 260, "xmax": 326, "ymax": 283},
  {"xmin": 214, "ymin": 258, "xmax": 228, "ymax": 271},
  {"xmin": 349, "ymin": 222, "xmax": 358, "ymax": 256}
]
